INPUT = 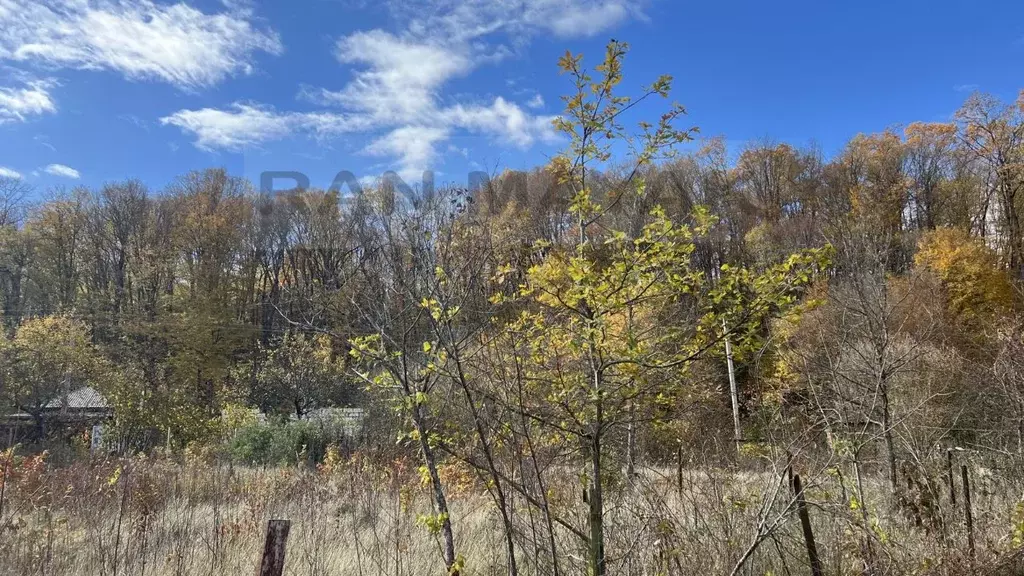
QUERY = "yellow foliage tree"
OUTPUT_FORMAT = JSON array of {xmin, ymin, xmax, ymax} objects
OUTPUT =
[
  {"xmin": 0, "ymin": 316, "xmax": 105, "ymax": 438},
  {"xmin": 915, "ymin": 228, "xmax": 1014, "ymax": 328}
]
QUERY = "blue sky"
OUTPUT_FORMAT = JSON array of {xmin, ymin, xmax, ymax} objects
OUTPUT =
[{"xmin": 0, "ymin": 0, "xmax": 1021, "ymax": 194}]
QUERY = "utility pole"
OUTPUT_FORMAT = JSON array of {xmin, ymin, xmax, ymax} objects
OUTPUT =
[{"xmin": 724, "ymin": 319, "xmax": 741, "ymax": 450}]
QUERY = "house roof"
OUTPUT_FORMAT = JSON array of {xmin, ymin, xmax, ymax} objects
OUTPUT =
[
  {"xmin": 44, "ymin": 387, "xmax": 108, "ymax": 410},
  {"xmin": 1, "ymin": 387, "xmax": 110, "ymax": 423}
]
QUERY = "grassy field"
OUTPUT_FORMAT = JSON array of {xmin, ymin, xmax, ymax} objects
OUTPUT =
[{"xmin": 2, "ymin": 450, "xmax": 1023, "ymax": 575}]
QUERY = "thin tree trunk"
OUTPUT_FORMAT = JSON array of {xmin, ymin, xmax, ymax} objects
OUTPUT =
[
  {"xmin": 514, "ymin": 361, "xmax": 560, "ymax": 576},
  {"xmin": 587, "ymin": 361, "xmax": 606, "ymax": 576},
  {"xmin": 626, "ymin": 402, "xmax": 636, "ymax": 478},
  {"xmin": 412, "ymin": 407, "xmax": 458, "ymax": 574},
  {"xmin": 853, "ymin": 456, "xmax": 876, "ymax": 574},
  {"xmin": 998, "ymin": 182, "xmax": 1022, "ymax": 278},
  {"xmin": 588, "ymin": 426, "xmax": 605, "ymax": 576},
  {"xmin": 880, "ymin": 385, "xmax": 898, "ymax": 496},
  {"xmin": 448, "ymin": 347, "xmax": 518, "ymax": 576},
  {"xmin": 724, "ymin": 320, "xmax": 742, "ymax": 450}
]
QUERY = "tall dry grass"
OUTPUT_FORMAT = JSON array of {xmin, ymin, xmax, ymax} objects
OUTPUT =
[{"xmin": 2, "ymin": 448, "xmax": 1023, "ymax": 575}]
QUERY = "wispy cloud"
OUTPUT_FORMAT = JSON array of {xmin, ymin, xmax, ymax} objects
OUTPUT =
[
  {"xmin": 159, "ymin": 103, "xmax": 363, "ymax": 152},
  {"xmin": 0, "ymin": 0, "xmax": 282, "ymax": 90},
  {"xmin": 0, "ymin": 166, "xmax": 22, "ymax": 179},
  {"xmin": 0, "ymin": 78, "xmax": 56, "ymax": 123},
  {"xmin": 523, "ymin": 0, "xmax": 636, "ymax": 37},
  {"xmin": 160, "ymin": 104, "xmax": 298, "ymax": 151},
  {"xmin": 43, "ymin": 163, "xmax": 80, "ymax": 179},
  {"xmin": 953, "ymin": 84, "xmax": 980, "ymax": 93},
  {"xmin": 165, "ymin": 0, "xmax": 641, "ymax": 175},
  {"xmin": 306, "ymin": 31, "xmax": 474, "ymax": 124},
  {"xmin": 119, "ymin": 114, "xmax": 149, "ymax": 130},
  {"xmin": 387, "ymin": 0, "xmax": 641, "ymax": 40},
  {"xmin": 33, "ymin": 134, "xmax": 56, "ymax": 152}
]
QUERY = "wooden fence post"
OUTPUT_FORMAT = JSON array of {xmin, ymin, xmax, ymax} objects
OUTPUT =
[
  {"xmin": 961, "ymin": 465, "xmax": 974, "ymax": 564},
  {"xmin": 256, "ymin": 519, "xmax": 291, "ymax": 576},
  {"xmin": 792, "ymin": 474, "xmax": 823, "ymax": 576}
]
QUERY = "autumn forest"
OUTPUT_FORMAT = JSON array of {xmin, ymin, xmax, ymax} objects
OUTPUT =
[{"xmin": 2, "ymin": 42, "xmax": 1024, "ymax": 576}]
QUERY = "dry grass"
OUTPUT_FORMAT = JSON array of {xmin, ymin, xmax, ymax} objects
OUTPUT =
[{"xmin": 2, "ymin": 451, "xmax": 1023, "ymax": 575}]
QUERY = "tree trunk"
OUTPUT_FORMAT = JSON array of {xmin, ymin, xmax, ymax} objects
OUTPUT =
[
  {"xmin": 412, "ymin": 407, "xmax": 458, "ymax": 574},
  {"xmin": 853, "ymin": 456, "xmax": 876, "ymax": 573},
  {"xmin": 588, "ymin": 427, "xmax": 605, "ymax": 576},
  {"xmin": 626, "ymin": 402, "xmax": 636, "ymax": 478},
  {"xmin": 724, "ymin": 321, "xmax": 742, "ymax": 450},
  {"xmin": 587, "ymin": 362, "xmax": 605, "ymax": 576},
  {"xmin": 2, "ymin": 265, "xmax": 22, "ymax": 334},
  {"xmin": 880, "ymin": 384, "xmax": 898, "ymax": 496},
  {"xmin": 998, "ymin": 180, "xmax": 1023, "ymax": 278}
]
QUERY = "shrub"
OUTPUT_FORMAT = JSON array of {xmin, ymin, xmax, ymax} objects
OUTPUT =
[{"xmin": 226, "ymin": 418, "xmax": 350, "ymax": 466}]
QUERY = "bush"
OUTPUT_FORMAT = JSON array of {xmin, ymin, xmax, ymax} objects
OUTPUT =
[{"xmin": 226, "ymin": 419, "xmax": 350, "ymax": 466}]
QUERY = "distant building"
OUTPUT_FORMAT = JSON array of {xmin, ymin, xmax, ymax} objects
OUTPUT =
[
  {"xmin": 301, "ymin": 407, "xmax": 365, "ymax": 437},
  {"xmin": 1, "ymin": 387, "xmax": 113, "ymax": 446}
]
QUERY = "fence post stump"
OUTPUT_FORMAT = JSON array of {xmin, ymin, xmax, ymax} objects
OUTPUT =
[
  {"xmin": 792, "ymin": 474, "xmax": 823, "ymax": 576},
  {"xmin": 256, "ymin": 519, "xmax": 291, "ymax": 576},
  {"xmin": 961, "ymin": 465, "xmax": 974, "ymax": 565},
  {"xmin": 676, "ymin": 445, "xmax": 683, "ymax": 496}
]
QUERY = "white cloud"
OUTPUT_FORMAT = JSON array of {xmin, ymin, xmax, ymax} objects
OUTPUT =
[
  {"xmin": 322, "ymin": 1, "xmax": 640, "ymax": 167},
  {"xmin": 953, "ymin": 84, "xmax": 979, "ymax": 93},
  {"xmin": 166, "ymin": 0, "xmax": 638, "ymax": 172},
  {"xmin": 218, "ymin": 0, "xmax": 254, "ymax": 11},
  {"xmin": 160, "ymin": 103, "xmax": 298, "ymax": 151},
  {"xmin": 444, "ymin": 97, "xmax": 557, "ymax": 147},
  {"xmin": 168, "ymin": 33, "xmax": 555, "ymax": 169},
  {"xmin": 392, "ymin": 0, "xmax": 640, "ymax": 40},
  {"xmin": 527, "ymin": 0, "xmax": 634, "ymax": 37},
  {"xmin": 447, "ymin": 144, "xmax": 468, "ymax": 157},
  {"xmin": 159, "ymin": 103, "xmax": 364, "ymax": 152},
  {"xmin": 366, "ymin": 126, "xmax": 450, "ymax": 182},
  {"xmin": 0, "ymin": 79, "xmax": 56, "ymax": 123},
  {"xmin": 0, "ymin": 166, "xmax": 22, "ymax": 179},
  {"xmin": 314, "ymin": 30, "xmax": 472, "ymax": 123},
  {"xmin": 44, "ymin": 163, "xmax": 79, "ymax": 179},
  {"xmin": 0, "ymin": 0, "xmax": 282, "ymax": 90}
]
